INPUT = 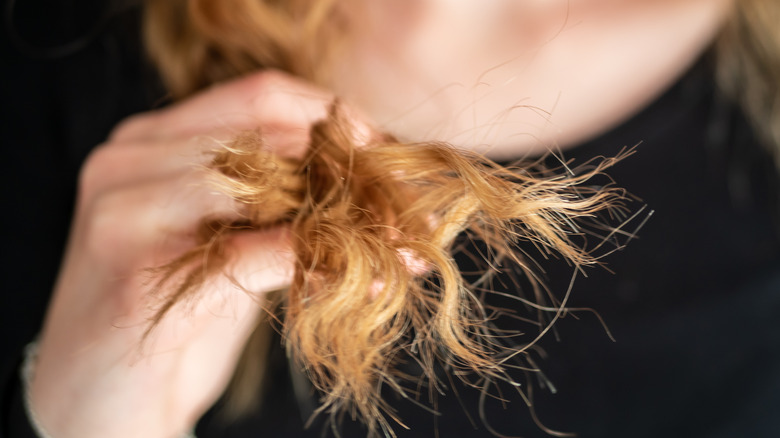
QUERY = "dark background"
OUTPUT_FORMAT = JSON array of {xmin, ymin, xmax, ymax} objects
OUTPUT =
[
  {"xmin": 0, "ymin": 0, "xmax": 160, "ymax": 366},
  {"xmin": 2, "ymin": 1, "xmax": 779, "ymax": 437}
]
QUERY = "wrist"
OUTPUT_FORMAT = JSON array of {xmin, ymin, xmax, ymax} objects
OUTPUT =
[{"xmin": 21, "ymin": 341, "xmax": 197, "ymax": 438}]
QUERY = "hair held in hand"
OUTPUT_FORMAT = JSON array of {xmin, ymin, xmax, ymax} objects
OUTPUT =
[{"xmin": 143, "ymin": 0, "xmax": 635, "ymax": 434}]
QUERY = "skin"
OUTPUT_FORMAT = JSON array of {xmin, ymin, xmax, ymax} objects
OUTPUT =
[
  {"xmin": 334, "ymin": 0, "xmax": 733, "ymax": 158},
  {"xmin": 31, "ymin": 72, "xmax": 333, "ymax": 437},
  {"xmin": 31, "ymin": 1, "xmax": 732, "ymax": 436}
]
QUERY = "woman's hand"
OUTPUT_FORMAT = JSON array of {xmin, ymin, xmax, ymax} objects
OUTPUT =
[{"xmin": 29, "ymin": 71, "xmax": 333, "ymax": 438}]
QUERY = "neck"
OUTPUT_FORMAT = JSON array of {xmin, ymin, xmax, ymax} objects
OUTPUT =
[{"xmin": 331, "ymin": 0, "xmax": 733, "ymax": 159}]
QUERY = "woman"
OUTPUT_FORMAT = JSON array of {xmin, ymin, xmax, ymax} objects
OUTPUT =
[{"xmin": 1, "ymin": 0, "xmax": 778, "ymax": 437}]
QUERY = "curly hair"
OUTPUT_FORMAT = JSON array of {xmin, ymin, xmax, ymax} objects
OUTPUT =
[{"xmin": 141, "ymin": 0, "xmax": 778, "ymax": 435}]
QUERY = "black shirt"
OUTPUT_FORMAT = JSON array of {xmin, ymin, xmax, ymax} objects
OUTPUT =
[{"xmin": 2, "ymin": 3, "xmax": 779, "ymax": 437}]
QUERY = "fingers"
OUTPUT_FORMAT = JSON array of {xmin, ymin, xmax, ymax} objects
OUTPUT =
[
  {"xmin": 148, "ymin": 228, "xmax": 293, "ymax": 338},
  {"xmin": 79, "ymin": 137, "xmax": 215, "ymax": 203},
  {"xmin": 110, "ymin": 70, "xmax": 333, "ymax": 149},
  {"xmin": 84, "ymin": 70, "xmax": 330, "ymax": 207},
  {"xmin": 78, "ymin": 170, "xmax": 244, "ymax": 262},
  {"xmin": 32, "ymin": 71, "xmax": 328, "ymax": 438},
  {"xmin": 74, "ymin": 72, "xmax": 332, "ymax": 282},
  {"xmin": 73, "ymin": 70, "xmax": 332, "ymax": 310},
  {"xmin": 226, "ymin": 227, "xmax": 295, "ymax": 294},
  {"xmin": 91, "ymin": 70, "xmax": 384, "ymax": 210}
]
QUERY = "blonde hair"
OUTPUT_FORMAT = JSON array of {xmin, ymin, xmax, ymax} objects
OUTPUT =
[
  {"xmin": 142, "ymin": 0, "xmax": 779, "ymax": 435},
  {"xmin": 716, "ymin": 0, "xmax": 780, "ymax": 166}
]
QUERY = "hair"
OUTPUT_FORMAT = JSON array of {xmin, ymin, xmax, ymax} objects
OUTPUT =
[
  {"xmin": 716, "ymin": 0, "xmax": 780, "ymax": 166},
  {"xmin": 142, "ymin": 0, "xmax": 779, "ymax": 435}
]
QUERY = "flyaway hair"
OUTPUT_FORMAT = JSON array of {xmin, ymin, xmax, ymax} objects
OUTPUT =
[
  {"xmin": 146, "ymin": 105, "xmax": 630, "ymax": 436},
  {"xmin": 141, "ymin": 0, "xmax": 780, "ymax": 435}
]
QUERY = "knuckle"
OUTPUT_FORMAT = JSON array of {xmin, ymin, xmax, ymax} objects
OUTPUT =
[
  {"xmin": 246, "ymin": 69, "xmax": 290, "ymax": 91},
  {"xmin": 248, "ymin": 84, "xmax": 287, "ymax": 119},
  {"xmin": 108, "ymin": 120, "xmax": 135, "ymax": 142},
  {"xmin": 108, "ymin": 113, "xmax": 156, "ymax": 143},
  {"xmin": 80, "ymin": 189, "xmax": 139, "ymax": 258},
  {"xmin": 244, "ymin": 70, "xmax": 328, "ymax": 122},
  {"xmin": 78, "ymin": 144, "xmax": 117, "ymax": 203},
  {"xmin": 78, "ymin": 139, "xmax": 151, "ymax": 206}
]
